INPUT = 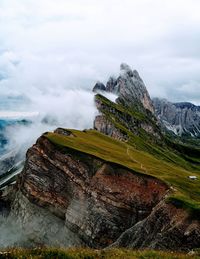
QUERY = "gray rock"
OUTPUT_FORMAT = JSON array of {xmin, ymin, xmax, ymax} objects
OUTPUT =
[
  {"xmin": 93, "ymin": 82, "xmax": 106, "ymax": 93},
  {"xmin": 100, "ymin": 63, "xmax": 154, "ymax": 113},
  {"xmin": 111, "ymin": 201, "xmax": 200, "ymax": 251},
  {"xmin": 153, "ymin": 98, "xmax": 200, "ymax": 137},
  {"xmin": 4, "ymin": 135, "xmax": 168, "ymax": 248}
]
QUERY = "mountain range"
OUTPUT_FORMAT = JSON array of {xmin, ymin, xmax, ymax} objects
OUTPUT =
[
  {"xmin": 153, "ymin": 98, "xmax": 200, "ymax": 138},
  {"xmin": 0, "ymin": 64, "xmax": 199, "ymax": 252}
]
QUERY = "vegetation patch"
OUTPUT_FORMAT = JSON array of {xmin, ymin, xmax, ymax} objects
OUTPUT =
[{"xmin": 0, "ymin": 248, "xmax": 199, "ymax": 259}]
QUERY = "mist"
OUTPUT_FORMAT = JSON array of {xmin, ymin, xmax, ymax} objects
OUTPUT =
[
  {"xmin": 1, "ymin": 0, "xmax": 200, "ymax": 104},
  {"xmin": 2, "ymin": 86, "xmax": 118, "ymax": 159},
  {"xmin": 3, "ymin": 89, "xmax": 97, "ymax": 157}
]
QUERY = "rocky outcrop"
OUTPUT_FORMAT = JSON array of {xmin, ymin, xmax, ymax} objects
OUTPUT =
[
  {"xmin": 92, "ymin": 64, "xmax": 162, "ymax": 143},
  {"xmin": 116, "ymin": 64, "xmax": 154, "ymax": 113},
  {"xmin": 111, "ymin": 201, "xmax": 200, "ymax": 251},
  {"xmin": 93, "ymin": 63, "xmax": 154, "ymax": 114},
  {"xmin": 153, "ymin": 98, "xmax": 200, "ymax": 137},
  {"xmin": 7, "ymin": 133, "xmax": 169, "ymax": 248},
  {"xmin": 94, "ymin": 94, "xmax": 162, "ymax": 142},
  {"xmin": 94, "ymin": 115, "xmax": 127, "ymax": 141}
]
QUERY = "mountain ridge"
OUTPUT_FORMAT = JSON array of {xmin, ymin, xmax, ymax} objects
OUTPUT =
[
  {"xmin": 0, "ymin": 63, "xmax": 200, "ymax": 251},
  {"xmin": 153, "ymin": 97, "xmax": 200, "ymax": 137}
]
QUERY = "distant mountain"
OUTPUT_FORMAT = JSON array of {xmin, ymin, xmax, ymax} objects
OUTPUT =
[{"xmin": 153, "ymin": 98, "xmax": 200, "ymax": 137}]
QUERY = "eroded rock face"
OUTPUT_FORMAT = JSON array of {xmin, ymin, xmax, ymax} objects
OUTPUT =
[
  {"xmin": 93, "ymin": 63, "xmax": 154, "ymax": 113},
  {"xmin": 6, "ymin": 133, "xmax": 200, "ymax": 251},
  {"xmin": 92, "ymin": 64, "xmax": 162, "ymax": 142},
  {"xmin": 12, "ymin": 135, "xmax": 168, "ymax": 248},
  {"xmin": 153, "ymin": 98, "xmax": 200, "ymax": 137},
  {"xmin": 94, "ymin": 94, "xmax": 162, "ymax": 142},
  {"xmin": 9, "ymin": 191, "xmax": 82, "ymax": 248},
  {"xmin": 111, "ymin": 202, "xmax": 200, "ymax": 251},
  {"xmin": 117, "ymin": 64, "xmax": 154, "ymax": 113},
  {"xmin": 94, "ymin": 115, "xmax": 127, "ymax": 141}
]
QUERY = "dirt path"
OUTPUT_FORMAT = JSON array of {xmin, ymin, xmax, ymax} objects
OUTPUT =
[{"xmin": 126, "ymin": 147, "xmax": 148, "ymax": 174}]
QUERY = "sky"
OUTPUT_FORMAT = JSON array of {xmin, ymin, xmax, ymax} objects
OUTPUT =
[
  {"xmin": 0, "ymin": 0, "xmax": 200, "ymax": 104},
  {"xmin": 1, "ymin": 0, "xmax": 200, "ymax": 104}
]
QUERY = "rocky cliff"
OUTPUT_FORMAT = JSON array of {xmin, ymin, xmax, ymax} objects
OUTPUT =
[
  {"xmin": 111, "ymin": 201, "xmax": 200, "ymax": 251},
  {"xmin": 94, "ymin": 94, "xmax": 162, "ymax": 143},
  {"xmin": 1, "ymin": 131, "xmax": 169, "ymax": 248},
  {"xmin": 93, "ymin": 63, "xmax": 154, "ymax": 114},
  {"xmin": 93, "ymin": 64, "xmax": 161, "ymax": 144},
  {"xmin": 1, "ymin": 128, "xmax": 199, "ymax": 251},
  {"xmin": 153, "ymin": 98, "xmax": 200, "ymax": 137}
]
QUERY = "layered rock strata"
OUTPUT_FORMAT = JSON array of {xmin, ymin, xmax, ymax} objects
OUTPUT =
[{"xmin": 9, "ymin": 134, "xmax": 168, "ymax": 248}]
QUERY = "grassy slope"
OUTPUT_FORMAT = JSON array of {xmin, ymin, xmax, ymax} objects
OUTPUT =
[
  {"xmin": 45, "ymin": 129, "xmax": 200, "ymax": 215},
  {"xmin": 1, "ymin": 248, "xmax": 199, "ymax": 258},
  {"xmin": 95, "ymin": 94, "xmax": 200, "ymax": 170}
]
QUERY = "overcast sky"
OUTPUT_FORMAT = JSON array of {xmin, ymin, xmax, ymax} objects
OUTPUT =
[{"xmin": 0, "ymin": 0, "xmax": 200, "ymax": 104}]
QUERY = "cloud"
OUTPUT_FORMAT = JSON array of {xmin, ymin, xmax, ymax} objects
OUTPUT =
[
  {"xmin": 3, "ymin": 89, "xmax": 97, "ymax": 156},
  {"xmin": 0, "ymin": 0, "xmax": 200, "ymax": 104},
  {"xmin": 0, "ymin": 0, "xmax": 200, "ymax": 155},
  {"xmin": 166, "ymin": 81, "xmax": 200, "ymax": 104}
]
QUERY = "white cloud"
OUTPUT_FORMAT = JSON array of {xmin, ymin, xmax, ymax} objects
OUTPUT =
[
  {"xmin": 1, "ymin": 0, "xmax": 200, "ymax": 155},
  {"xmin": 3, "ymin": 89, "xmax": 97, "ymax": 157},
  {"xmin": 0, "ymin": 0, "xmax": 199, "ymax": 104}
]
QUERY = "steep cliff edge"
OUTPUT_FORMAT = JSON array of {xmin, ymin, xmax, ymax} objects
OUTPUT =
[
  {"xmin": 3, "ymin": 128, "xmax": 199, "ymax": 250},
  {"xmin": 9, "ymin": 130, "xmax": 169, "ymax": 248}
]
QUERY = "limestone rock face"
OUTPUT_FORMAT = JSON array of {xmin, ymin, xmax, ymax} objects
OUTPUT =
[
  {"xmin": 9, "ymin": 134, "xmax": 168, "ymax": 248},
  {"xmin": 117, "ymin": 64, "xmax": 154, "ymax": 113},
  {"xmin": 92, "ymin": 64, "xmax": 160, "ymax": 142},
  {"xmin": 2, "ymin": 131, "xmax": 199, "ymax": 251},
  {"xmin": 94, "ymin": 115, "xmax": 127, "ymax": 141},
  {"xmin": 93, "ymin": 63, "xmax": 154, "ymax": 113},
  {"xmin": 111, "ymin": 202, "xmax": 200, "ymax": 251},
  {"xmin": 106, "ymin": 77, "xmax": 118, "ymax": 92},
  {"xmin": 153, "ymin": 98, "xmax": 200, "ymax": 137},
  {"xmin": 94, "ymin": 94, "xmax": 162, "ymax": 142}
]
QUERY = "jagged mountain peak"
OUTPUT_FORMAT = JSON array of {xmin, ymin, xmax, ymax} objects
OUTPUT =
[
  {"xmin": 120, "ymin": 63, "xmax": 134, "ymax": 77},
  {"xmin": 93, "ymin": 64, "xmax": 154, "ymax": 113},
  {"xmin": 120, "ymin": 63, "xmax": 143, "ymax": 82}
]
